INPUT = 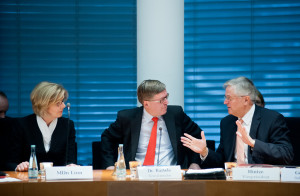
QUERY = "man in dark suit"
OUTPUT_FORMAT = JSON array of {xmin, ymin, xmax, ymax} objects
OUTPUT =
[
  {"xmin": 101, "ymin": 80, "xmax": 202, "ymax": 169},
  {"xmin": 0, "ymin": 91, "xmax": 12, "ymax": 170},
  {"xmin": 0, "ymin": 91, "xmax": 9, "ymax": 118},
  {"xmin": 181, "ymin": 76, "xmax": 293, "ymax": 168},
  {"xmin": 0, "ymin": 116, "xmax": 14, "ymax": 171}
]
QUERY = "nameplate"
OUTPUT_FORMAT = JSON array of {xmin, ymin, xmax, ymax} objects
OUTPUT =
[
  {"xmin": 137, "ymin": 165, "xmax": 182, "ymax": 180},
  {"xmin": 232, "ymin": 167, "xmax": 280, "ymax": 181},
  {"xmin": 281, "ymin": 168, "xmax": 300, "ymax": 182},
  {"xmin": 45, "ymin": 166, "xmax": 93, "ymax": 180}
]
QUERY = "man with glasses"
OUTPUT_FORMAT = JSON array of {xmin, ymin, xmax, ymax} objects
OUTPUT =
[
  {"xmin": 101, "ymin": 79, "xmax": 202, "ymax": 169},
  {"xmin": 181, "ymin": 76, "xmax": 293, "ymax": 168}
]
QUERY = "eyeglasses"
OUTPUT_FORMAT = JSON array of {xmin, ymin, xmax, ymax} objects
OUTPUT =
[
  {"xmin": 224, "ymin": 95, "xmax": 246, "ymax": 102},
  {"xmin": 56, "ymin": 100, "xmax": 65, "ymax": 107},
  {"xmin": 147, "ymin": 93, "xmax": 169, "ymax": 104}
]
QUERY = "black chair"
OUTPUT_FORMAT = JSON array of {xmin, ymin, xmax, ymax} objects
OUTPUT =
[
  {"xmin": 285, "ymin": 117, "xmax": 300, "ymax": 166},
  {"xmin": 206, "ymin": 140, "xmax": 215, "ymax": 151},
  {"xmin": 74, "ymin": 142, "xmax": 77, "ymax": 164},
  {"xmin": 92, "ymin": 141, "xmax": 103, "ymax": 169},
  {"xmin": 0, "ymin": 117, "xmax": 14, "ymax": 171}
]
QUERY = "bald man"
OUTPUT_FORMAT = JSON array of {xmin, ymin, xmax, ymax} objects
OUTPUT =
[{"xmin": 0, "ymin": 91, "xmax": 9, "ymax": 118}]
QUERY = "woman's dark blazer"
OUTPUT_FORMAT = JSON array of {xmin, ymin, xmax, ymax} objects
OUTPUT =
[{"xmin": 7, "ymin": 114, "xmax": 76, "ymax": 170}]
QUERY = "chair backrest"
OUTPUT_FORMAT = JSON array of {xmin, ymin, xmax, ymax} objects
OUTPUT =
[
  {"xmin": 74, "ymin": 142, "xmax": 77, "ymax": 164},
  {"xmin": 285, "ymin": 117, "xmax": 300, "ymax": 165},
  {"xmin": 206, "ymin": 140, "xmax": 215, "ymax": 151},
  {"xmin": 92, "ymin": 141, "xmax": 103, "ymax": 169}
]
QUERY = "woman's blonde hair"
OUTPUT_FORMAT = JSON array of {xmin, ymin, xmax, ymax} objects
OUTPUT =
[{"xmin": 30, "ymin": 81, "xmax": 68, "ymax": 117}]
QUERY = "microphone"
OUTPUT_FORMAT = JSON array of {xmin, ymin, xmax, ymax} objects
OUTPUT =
[
  {"xmin": 157, "ymin": 127, "xmax": 162, "ymax": 166},
  {"xmin": 65, "ymin": 103, "xmax": 71, "ymax": 166},
  {"xmin": 67, "ymin": 103, "xmax": 71, "ymax": 119}
]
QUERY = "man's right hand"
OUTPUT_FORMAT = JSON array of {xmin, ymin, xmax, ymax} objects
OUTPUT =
[{"xmin": 181, "ymin": 131, "xmax": 208, "ymax": 157}]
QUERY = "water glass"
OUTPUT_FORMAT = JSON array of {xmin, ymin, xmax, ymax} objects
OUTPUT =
[
  {"xmin": 129, "ymin": 161, "xmax": 141, "ymax": 179},
  {"xmin": 224, "ymin": 162, "xmax": 237, "ymax": 180},
  {"xmin": 39, "ymin": 162, "xmax": 53, "ymax": 178}
]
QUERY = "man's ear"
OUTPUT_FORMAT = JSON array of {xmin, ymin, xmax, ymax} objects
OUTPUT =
[
  {"xmin": 245, "ymin": 96, "xmax": 251, "ymax": 103},
  {"xmin": 143, "ymin": 101, "xmax": 148, "ymax": 107}
]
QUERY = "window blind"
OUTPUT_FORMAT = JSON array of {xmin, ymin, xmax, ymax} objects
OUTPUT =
[
  {"xmin": 0, "ymin": 0, "xmax": 137, "ymax": 165},
  {"xmin": 184, "ymin": 0, "xmax": 300, "ymax": 148}
]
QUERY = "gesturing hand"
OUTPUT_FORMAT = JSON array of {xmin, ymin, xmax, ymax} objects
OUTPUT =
[
  {"xmin": 236, "ymin": 120, "xmax": 255, "ymax": 147},
  {"xmin": 181, "ymin": 131, "xmax": 208, "ymax": 156}
]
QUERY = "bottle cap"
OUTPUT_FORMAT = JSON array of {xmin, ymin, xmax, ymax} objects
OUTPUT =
[
  {"xmin": 31, "ymin": 145, "xmax": 36, "ymax": 147},
  {"xmin": 119, "ymin": 144, "xmax": 123, "ymax": 147}
]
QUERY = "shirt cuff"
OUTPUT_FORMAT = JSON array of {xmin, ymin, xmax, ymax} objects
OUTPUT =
[{"xmin": 199, "ymin": 147, "xmax": 209, "ymax": 161}]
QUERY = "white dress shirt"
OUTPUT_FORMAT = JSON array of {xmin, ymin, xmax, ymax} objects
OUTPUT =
[
  {"xmin": 234, "ymin": 104, "xmax": 255, "ymax": 163},
  {"xmin": 135, "ymin": 109, "xmax": 176, "ymax": 165},
  {"xmin": 36, "ymin": 115, "xmax": 57, "ymax": 153},
  {"xmin": 201, "ymin": 104, "xmax": 255, "ymax": 163}
]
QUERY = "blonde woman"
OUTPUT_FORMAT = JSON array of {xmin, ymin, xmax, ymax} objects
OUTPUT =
[{"xmin": 9, "ymin": 82, "xmax": 77, "ymax": 171}]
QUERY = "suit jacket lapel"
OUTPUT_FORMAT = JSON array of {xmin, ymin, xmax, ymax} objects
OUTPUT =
[
  {"xmin": 30, "ymin": 114, "xmax": 47, "ymax": 153},
  {"xmin": 249, "ymin": 105, "xmax": 261, "ymax": 139},
  {"xmin": 228, "ymin": 116, "xmax": 238, "ymax": 161},
  {"xmin": 49, "ymin": 118, "xmax": 62, "ymax": 153},
  {"xmin": 131, "ymin": 107, "xmax": 143, "ymax": 160},
  {"xmin": 248, "ymin": 105, "xmax": 261, "ymax": 163},
  {"xmin": 163, "ymin": 112, "xmax": 178, "ymax": 161}
]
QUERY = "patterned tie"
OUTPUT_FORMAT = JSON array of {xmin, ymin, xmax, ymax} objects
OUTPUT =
[
  {"xmin": 143, "ymin": 117, "xmax": 158, "ymax": 165},
  {"xmin": 236, "ymin": 119, "xmax": 245, "ymax": 164}
]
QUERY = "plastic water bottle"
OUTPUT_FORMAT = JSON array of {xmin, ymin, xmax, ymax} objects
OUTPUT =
[
  {"xmin": 116, "ymin": 144, "xmax": 126, "ymax": 180},
  {"xmin": 28, "ymin": 145, "xmax": 38, "ymax": 179}
]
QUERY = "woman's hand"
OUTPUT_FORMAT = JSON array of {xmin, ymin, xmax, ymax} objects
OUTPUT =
[
  {"xmin": 66, "ymin": 163, "xmax": 79, "ymax": 167},
  {"xmin": 16, "ymin": 161, "xmax": 29, "ymax": 172}
]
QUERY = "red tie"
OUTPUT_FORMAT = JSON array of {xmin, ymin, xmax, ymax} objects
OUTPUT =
[
  {"xmin": 236, "ymin": 119, "xmax": 245, "ymax": 164},
  {"xmin": 143, "ymin": 117, "xmax": 158, "ymax": 165}
]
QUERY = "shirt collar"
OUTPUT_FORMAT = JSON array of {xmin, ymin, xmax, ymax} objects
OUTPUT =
[
  {"xmin": 143, "ymin": 108, "xmax": 161, "ymax": 122},
  {"xmin": 37, "ymin": 115, "xmax": 58, "ymax": 129},
  {"xmin": 241, "ymin": 104, "xmax": 255, "ymax": 126}
]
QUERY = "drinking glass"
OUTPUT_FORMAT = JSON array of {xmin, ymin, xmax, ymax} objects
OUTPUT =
[{"xmin": 129, "ymin": 161, "xmax": 142, "ymax": 179}]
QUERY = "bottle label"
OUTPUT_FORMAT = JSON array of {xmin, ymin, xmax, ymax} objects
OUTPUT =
[
  {"xmin": 116, "ymin": 168, "xmax": 126, "ymax": 179},
  {"xmin": 28, "ymin": 168, "xmax": 38, "ymax": 179}
]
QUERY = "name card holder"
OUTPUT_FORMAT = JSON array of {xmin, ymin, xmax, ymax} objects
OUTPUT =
[
  {"xmin": 281, "ymin": 168, "xmax": 300, "ymax": 182},
  {"xmin": 45, "ymin": 166, "xmax": 93, "ymax": 180},
  {"xmin": 232, "ymin": 167, "xmax": 280, "ymax": 181},
  {"xmin": 137, "ymin": 165, "xmax": 182, "ymax": 180}
]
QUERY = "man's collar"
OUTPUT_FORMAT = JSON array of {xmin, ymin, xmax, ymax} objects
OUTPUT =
[
  {"xmin": 143, "ymin": 108, "xmax": 161, "ymax": 122},
  {"xmin": 241, "ymin": 104, "xmax": 255, "ymax": 125}
]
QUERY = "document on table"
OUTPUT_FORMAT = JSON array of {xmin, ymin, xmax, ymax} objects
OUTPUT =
[
  {"xmin": 186, "ymin": 168, "xmax": 224, "ymax": 174},
  {"xmin": 184, "ymin": 168, "xmax": 226, "ymax": 180},
  {"xmin": 0, "ymin": 177, "xmax": 22, "ymax": 182}
]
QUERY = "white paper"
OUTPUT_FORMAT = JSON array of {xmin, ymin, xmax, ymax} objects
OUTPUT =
[
  {"xmin": 0, "ymin": 177, "xmax": 22, "ymax": 182},
  {"xmin": 186, "ymin": 168, "xmax": 224, "ymax": 174}
]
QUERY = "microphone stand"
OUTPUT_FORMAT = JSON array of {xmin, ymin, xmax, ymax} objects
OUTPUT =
[
  {"xmin": 157, "ymin": 127, "xmax": 162, "ymax": 166},
  {"xmin": 65, "ymin": 103, "xmax": 70, "ymax": 166}
]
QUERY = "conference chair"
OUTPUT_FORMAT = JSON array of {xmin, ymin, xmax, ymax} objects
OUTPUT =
[
  {"xmin": 0, "ymin": 117, "xmax": 14, "ymax": 171},
  {"xmin": 206, "ymin": 140, "xmax": 215, "ymax": 151},
  {"xmin": 92, "ymin": 141, "xmax": 103, "ymax": 169},
  {"xmin": 285, "ymin": 117, "xmax": 300, "ymax": 165}
]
